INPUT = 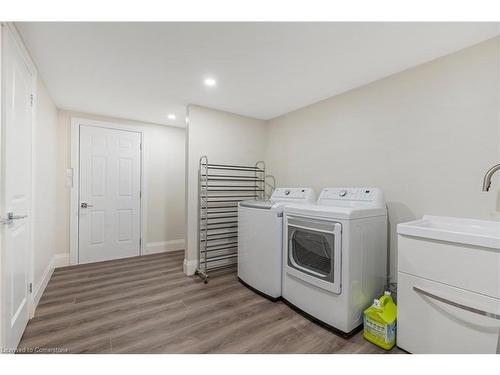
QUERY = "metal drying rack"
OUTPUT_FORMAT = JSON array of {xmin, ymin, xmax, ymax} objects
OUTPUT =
[{"xmin": 196, "ymin": 156, "xmax": 266, "ymax": 283}]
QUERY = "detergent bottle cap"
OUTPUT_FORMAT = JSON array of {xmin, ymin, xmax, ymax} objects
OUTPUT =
[
  {"xmin": 373, "ymin": 299, "xmax": 381, "ymax": 308},
  {"xmin": 384, "ymin": 291, "xmax": 391, "ymax": 296}
]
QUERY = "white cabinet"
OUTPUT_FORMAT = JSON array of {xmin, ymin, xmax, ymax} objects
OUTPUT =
[
  {"xmin": 398, "ymin": 235, "xmax": 500, "ymax": 299},
  {"xmin": 397, "ymin": 216, "xmax": 500, "ymax": 354},
  {"xmin": 398, "ymin": 272, "xmax": 500, "ymax": 353}
]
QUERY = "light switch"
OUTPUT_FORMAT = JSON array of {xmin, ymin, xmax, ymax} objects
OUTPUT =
[{"xmin": 66, "ymin": 168, "xmax": 74, "ymax": 188}]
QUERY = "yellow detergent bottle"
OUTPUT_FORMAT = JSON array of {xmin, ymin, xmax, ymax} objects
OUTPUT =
[{"xmin": 363, "ymin": 291, "xmax": 397, "ymax": 350}]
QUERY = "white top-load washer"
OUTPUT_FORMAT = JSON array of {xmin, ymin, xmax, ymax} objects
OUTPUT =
[
  {"xmin": 238, "ymin": 188, "xmax": 316, "ymax": 300},
  {"xmin": 282, "ymin": 187, "xmax": 387, "ymax": 336}
]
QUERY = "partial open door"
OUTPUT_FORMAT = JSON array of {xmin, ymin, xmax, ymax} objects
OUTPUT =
[{"xmin": 1, "ymin": 26, "xmax": 33, "ymax": 351}]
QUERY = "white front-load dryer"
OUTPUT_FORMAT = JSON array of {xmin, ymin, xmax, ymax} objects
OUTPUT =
[
  {"xmin": 238, "ymin": 188, "xmax": 316, "ymax": 300},
  {"xmin": 282, "ymin": 187, "xmax": 387, "ymax": 336}
]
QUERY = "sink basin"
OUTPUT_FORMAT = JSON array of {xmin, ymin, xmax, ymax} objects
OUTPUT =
[{"xmin": 397, "ymin": 215, "xmax": 500, "ymax": 250}]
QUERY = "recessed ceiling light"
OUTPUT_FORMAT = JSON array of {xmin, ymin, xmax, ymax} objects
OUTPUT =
[
  {"xmin": 204, "ymin": 77, "xmax": 217, "ymax": 87},
  {"xmin": 167, "ymin": 114, "xmax": 176, "ymax": 120}
]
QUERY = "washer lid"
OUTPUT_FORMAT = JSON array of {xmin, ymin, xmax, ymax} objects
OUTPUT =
[
  {"xmin": 284, "ymin": 203, "xmax": 386, "ymax": 220},
  {"xmin": 239, "ymin": 200, "xmax": 276, "ymax": 209}
]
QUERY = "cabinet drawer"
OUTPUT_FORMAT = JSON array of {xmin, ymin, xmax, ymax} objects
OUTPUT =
[
  {"xmin": 398, "ymin": 235, "xmax": 500, "ymax": 299},
  {"xmin": 397, "ymin": 272, "xmax": 500, "ymax": 354}
]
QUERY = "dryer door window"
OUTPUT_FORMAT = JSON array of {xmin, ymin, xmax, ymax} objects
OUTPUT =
[
  {"xmin": 290, "ymin": 227, "xmax": 333, "ymax": 278},
  {"xmin": 286, "ymin": 216, "xmax": 342, "ymax": 294}
]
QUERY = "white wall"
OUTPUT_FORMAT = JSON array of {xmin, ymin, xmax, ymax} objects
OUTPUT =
[
  {"xmin": 184, "ymin": 105, "xmax": 267, "ymax": 274},
  {"xmin": 57, "ymin": 110, "xmax": 187, "ymax": 258},
  {"xmin": 31, "ymin": 77, "xmax": 66, "ymax": 305},
  {"xmin": 265, "ymin": 37, "xmax": 500, "ymax": 282},
  {"xmin": 143, "ymin": 123, "xmax": 186, "ymax": 245}
]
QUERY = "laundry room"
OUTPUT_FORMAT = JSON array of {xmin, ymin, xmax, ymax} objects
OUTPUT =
[{"xmin": 1, "ymin": 2, "xmax": 500, "ymax": 373}]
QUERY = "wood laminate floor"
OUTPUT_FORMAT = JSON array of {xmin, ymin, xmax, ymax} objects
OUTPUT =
[{"xmin": 18, "ymin": 251, "xmax": 403, "ymax": 354}]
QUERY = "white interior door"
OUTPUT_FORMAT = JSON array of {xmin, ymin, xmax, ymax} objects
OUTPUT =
[
  {"xmin": 78, "ymin": 125, "xmax": 141, "ymax": 264},
  {"xmin": 1, "ymin": 27, "xmax": 33, "ymax": 351}
]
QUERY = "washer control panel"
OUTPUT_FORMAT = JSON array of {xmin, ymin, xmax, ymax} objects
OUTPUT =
[
  {"xmin": 271, "ymin": 188, "xmax": 317, "ymax": 202},
  {"xmin": 318, "ymin": 187, "xmax": 382, "ymax": 204}
]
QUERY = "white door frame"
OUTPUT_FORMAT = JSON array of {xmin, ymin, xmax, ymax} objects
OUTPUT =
[
  {"xmin": 70, "ymin": 117, "xmax": 145, "ymax": 265},
  {"xmin": 0, "ymin": 22, "xmax": 38, "ymax": 350}
]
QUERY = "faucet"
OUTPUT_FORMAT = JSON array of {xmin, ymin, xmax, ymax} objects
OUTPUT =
[{"xmin": 483, "ymin": 163, "xmax": 500, "ymax": 191}]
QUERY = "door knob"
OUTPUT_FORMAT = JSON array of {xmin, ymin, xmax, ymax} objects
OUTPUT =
[
  {"xmin": 80, "ymin": 202, "xmax": 94, "ymax": 208},
  {"xmin": 0, "ymin": 212, "xmax": 28, "ymax": 225}
]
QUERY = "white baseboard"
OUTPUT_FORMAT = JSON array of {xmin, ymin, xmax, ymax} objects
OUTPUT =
[
  {"xmin": 32, "ymin": 253, "xmax": 70, "ymax": 311},
  {"xmin": 143, "ymin": 239, "xmax": 185, "ymax": 255},
  {"xmin": 183, "ymin": 258, "xmax": 197, "ymax": 276}
]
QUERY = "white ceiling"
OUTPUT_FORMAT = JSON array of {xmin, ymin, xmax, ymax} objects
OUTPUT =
[{"xmin": 17, "ymin": 22, "xmax": 500, "ymax": 127}]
